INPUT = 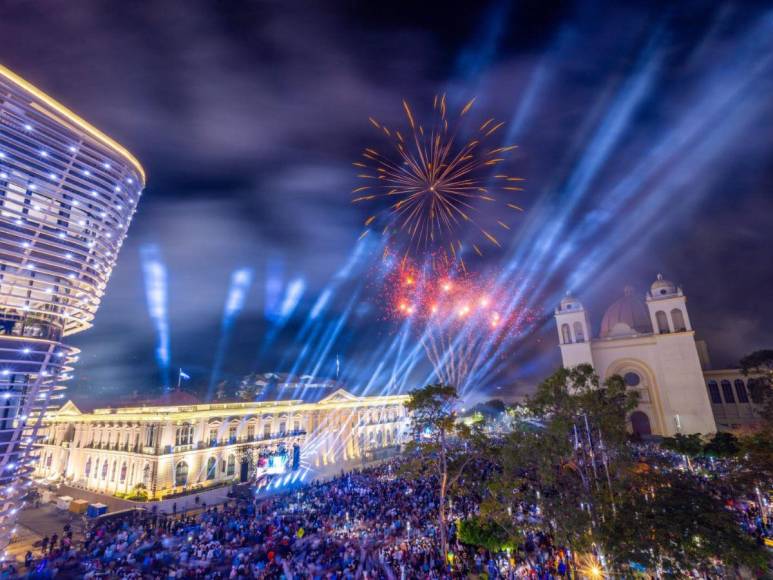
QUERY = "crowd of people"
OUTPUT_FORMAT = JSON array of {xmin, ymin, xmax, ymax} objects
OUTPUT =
[
  {"xmin": 3, "ymin": 461, "xmax": 574, "ymax": 579},
  {"xmin": 0, "ymin": 446, "xmax": 769, "ymax": 578}
]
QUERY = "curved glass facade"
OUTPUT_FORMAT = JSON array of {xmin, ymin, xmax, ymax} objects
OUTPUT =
[{"xmin": 0, "ymin": 65, "xmax": 144, "ymax": 546}]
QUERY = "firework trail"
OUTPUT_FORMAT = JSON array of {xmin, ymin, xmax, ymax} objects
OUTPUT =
[{"xmin": 384, "ymin": 262, "xmax": 536, "ymax": 390}]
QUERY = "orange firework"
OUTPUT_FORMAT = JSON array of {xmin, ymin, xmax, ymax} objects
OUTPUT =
[
  {"xmin": 385, "ymin": 263, "xmax": 536, "ymax": 389},
  {"xmin": 353, "ymin": 95, "xmax": 524, "ymax": 268}
]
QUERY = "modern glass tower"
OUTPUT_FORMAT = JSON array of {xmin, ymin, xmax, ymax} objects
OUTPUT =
[{"xmin": 0, "ymin": 65, "xmax": 145, "ymax": 547}]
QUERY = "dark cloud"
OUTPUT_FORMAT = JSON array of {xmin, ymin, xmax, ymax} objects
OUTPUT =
[{"xmin": 1, "ymin": 0, "xmax": 771, "ymax": 402}]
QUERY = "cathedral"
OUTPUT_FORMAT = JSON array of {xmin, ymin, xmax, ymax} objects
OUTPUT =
[{"xmin": 554, "ymin": 274, "xmax": 758, "ymax": 437}]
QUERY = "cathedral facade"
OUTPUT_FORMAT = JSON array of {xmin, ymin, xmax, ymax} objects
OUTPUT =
[{"xmin": 555, "ymin": 274, "xmax": 720, "ymax": 437}]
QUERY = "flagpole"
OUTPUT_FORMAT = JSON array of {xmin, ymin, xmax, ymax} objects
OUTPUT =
[{"xmin": 177, "ymin": 368, "xmax": 182, "ymax": 390}]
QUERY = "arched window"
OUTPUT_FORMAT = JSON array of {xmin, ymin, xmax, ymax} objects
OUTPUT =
[
  {"xmin": 84, "ymin": 457, "xmax": 92, "ymax": 477},
  {"xmin": 101, "ymin": 460, "xmax": 109, "ymax": 480},
  {"xmin": 376, "ymin": 431, "xmax": 383, "ymax": 446},
  {"xmin": 721, "ymin": 380, "xmax": 735, "ymax": 403},
  {"xmin": 143, "ymin": 463, "xmax": 151, "ymax": 484},
  {"xmin": 93, "ymin": 459, "xmax": 100, "ymax": 479},
  {"xmin": 573, "ymin": 322, "xmax": 585, "ymax": 343},
  {"xmin": 111, "ymin": 460, "xmax": 117, "ymax": 481},
  {"xmin": 175, "ymin": 461, "xmax": 189, "ymax": 487},
  {"xmin": 561, "ymin": 323, "xmax": 571, "ymax": 344},
  {"xmin": 46, "ymin": 453, "xmax": 53, "ymax": 468},
  {"xmin": 707, "ymin": 381, "xmax": 721, "ymax": 404},
  {"xmin": 120, "ymin": 462, "xmax": 127, "ymax": 483},
  {"xmin": 206, "ymin": 457, "xmax": 217, "ymax": 480},
  {"xmin": 671, "ymin": 309, "xmax": 686, "ymax": 332},
  {"xmin": 226, "ymin": 455, "xmax": 235, "ymax": 477},
  {"xmin": 655, "ymin": 311, "xmax": 669, "ymax": 334},
  {"xmin": 735, "ymin": 379, "xmax": 749, "ymax": 403}
]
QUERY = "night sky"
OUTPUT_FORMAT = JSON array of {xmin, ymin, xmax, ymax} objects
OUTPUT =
[{"xmin": 1, "ymin": 0, "xmax": 771, "ymax": 403}]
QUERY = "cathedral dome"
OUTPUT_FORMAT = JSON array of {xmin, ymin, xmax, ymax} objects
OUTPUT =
[
  {"xmin": 650, "ymin": 273, "xmax": 677, "ymax": 297},
  {"xmin": 600, "ymin": 286, "xmax": 653, "ymax": 338}
]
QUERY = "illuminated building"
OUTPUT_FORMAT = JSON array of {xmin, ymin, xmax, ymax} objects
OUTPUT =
[
  {"xmin": 35, "ymin": 387, "xmax": 408, "ymax": 499},
  {"xmin": 702, "ymin": 368, "xmax": 764, "ymax": 431},
  {"xmin": 555, "ymin": 274, "xmax": 719, "ymax": 436},
  {"xmin": 0, "ymin": 65, "xmax": 144, "ymax": 545}
]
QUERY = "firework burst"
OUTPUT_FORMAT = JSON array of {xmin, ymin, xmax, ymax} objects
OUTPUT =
[
  {"xmin": 353, "ymin": 95, "xmax": 524, "ymax": 269},
  {"xmin": 384, "ymin": 262, "xmax": 536, "ymax": 390}
]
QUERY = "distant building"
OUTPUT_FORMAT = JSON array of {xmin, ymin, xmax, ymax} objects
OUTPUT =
[
  {"xmin": 35, "ymin": 387, "xmax": 409, "ymax": 499},
  {"xmin": 0, "ymin": 65, "xmax": 144, "ymax": 545},
  {"xmin": 555, "ymin": 273, "xmax": 762, "ymax": 436}
]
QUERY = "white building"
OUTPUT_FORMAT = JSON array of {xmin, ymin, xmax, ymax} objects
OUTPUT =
[
  {"xmin": 35, "ymin": 387, "xmax": 409, "ymax": 499},
  {"xmin": 555, "ymin": 274, "xmax": 720, "ymax": 437}
]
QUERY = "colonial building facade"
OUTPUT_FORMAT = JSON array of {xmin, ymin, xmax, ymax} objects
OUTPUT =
[
  {"xmin": 555, "ymin": 273, "xmax": 761, "ymax": 437},
  {"xmin": 35, "ymin": 388, "xmax": 409, "ymax": 499}
]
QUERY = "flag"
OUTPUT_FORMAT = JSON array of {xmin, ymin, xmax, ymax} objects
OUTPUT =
[{"xmin": 179, "ymin": 369, "xmax": 190, "ymax": 380}]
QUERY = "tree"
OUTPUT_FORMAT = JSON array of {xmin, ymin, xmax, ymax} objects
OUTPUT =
[
  {"xmin": 735, "ymin": 350, "xmax": 773, "ymax": 490},
  {"xmin": 480, "ymin": 365, "xmax": 766, "ymax": 575},
  {"xmin": 739, "ymin": 349, "xmax": 773, "ymax": 424},
  {"xmin": 457, "ymin": 516, "xmax": 511, "ymax": 552},
  {"xmin": 660, "ymin": 433, "xmax": 704, "ymax": 456},
  {"xmin": 702, "ymin": 432, "xmax": 739, "ymax": 458},
  {"xmin": 402, "ymin": 384, "xmax": 485, "ymax": 562},
  {"xmin": 600, "ymin": 469, "xmax": 765, "ymax": 575},
  {"xmin": 481, "ymin": 365, "xmax": 639, "ymax": 555}
]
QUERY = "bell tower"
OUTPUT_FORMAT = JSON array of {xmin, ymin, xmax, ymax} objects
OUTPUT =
[
  {"xmin": 645, "ymin": 273, "xmax": 692, "ymax": 334},
  {"xmin": 555, "ymin": 292, "xmax": 594, "ymax": 368}
]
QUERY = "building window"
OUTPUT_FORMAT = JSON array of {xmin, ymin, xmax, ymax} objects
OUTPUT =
[
  {"xmin": 293, "ymin": 421, "xmax": 300, "ymax": 433},
  {"xmin": 264, "ymin": 424, "xmax": 271, "ymax": 439},
  {"xmin": 247, "ymin": 425, "xmax": 254, "ymax": 440},
  {"xmin": 175, "ymin": 461, "xmax": 189, "ymax": 487},
  {"xmin": 707, "ymin": 381, "xmax": 721, "ymax": 404},
  {"xmin": 721, "ymin": 380, "xmax": 735, "ymax": 404},
  {"xmin": 175, "ymin": 424, "xmax": 194, "ymax": 447},
  {"xmin": 209, "ymin": 428, "xmax": 218, "ymax": 445},
  {"xmin": 84, "ymin": 458, "xmax": 91, "ymax": 477},
  {"xmin": 573, "ymin": 322, "xmax": 584, "ymax": 343},
  {"xmin": 561, "ymin": 323, "xmax": 571, "ymax": 344},
  {"xmin": 206, "ymin": 457, "xmax": 217, "ymax": 480},
  {"xmin": 279, "ymin": 421, "xmax": 286, "ymax": 434},
  {"xmin": 226, "ymin": 455, "xmax": 235, "ymax": 477},
  {"xmin": 146, "ymin": 425, "xmax": 155, "ymax": 447},
  {"xmin": 101, "ymin": 460, "xmax": 109, "ymax": 480},
  {"xmin": 624, "ymin": 372, "xmax": 641, "ymax": 387},
  {"xmin": 671, "ymin": 309, "xmax": 686, "ymax": 332},
  {"xmin": 228, "ymin": 425, "xmax": 237, "ymax": 442},
  {"xmin": 120, "ymin": 462, "xmax": 127, "ymax": 482},
  {"xmin": 655, "ymin": 311, "xmax": 669, "ymax": 334},
  {"xmin": 111, "ymin": 461, "xmax": 117, "ymax": 481},
  {"xmin": 735, "ymin": 379, "xmax": 749, "ymax": 403}
]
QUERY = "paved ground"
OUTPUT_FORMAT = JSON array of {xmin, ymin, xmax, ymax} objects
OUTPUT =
[
  {"xmin": 6, "ymin": 504, "xmax": 86, "ymax": 563},
  {"xmin": 5, "ymin": 457, "xmax": 397, "ymax": 563},
  {"xmin": 51, "ymin": 485, "xmax": 135, "ymax": 513}
]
